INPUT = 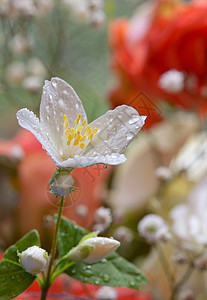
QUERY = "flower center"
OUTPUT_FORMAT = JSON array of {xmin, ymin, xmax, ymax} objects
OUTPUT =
[{"xmin": 63, "ymin": 114, "xmax": 98, "ymax": 150}]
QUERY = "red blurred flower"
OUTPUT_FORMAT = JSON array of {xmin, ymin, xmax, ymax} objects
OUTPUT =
[
  {"xmin": 0, "ymin": 129, "xmax": 110, "ymax": 247},
  {"xmin": 109, "ymin": 0, "xmax": 207, "ymax": 125}
]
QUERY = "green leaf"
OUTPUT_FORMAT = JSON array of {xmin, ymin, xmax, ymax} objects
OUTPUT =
[
  {"xmin": 15, "ymin": 229, "xmax": 40, "ymax": 253},
  {"xmin": 57, "ymin": 217, "xmax": 147, "ymax": 289},
  {"xmin": 0, "ymin": 230, "xmax": 40, "ymax": 299},
  {"xmin": 55, "ymin": 215, "xmax": 87, "ymax": 257},
  {"xmin": 0, "ymin": 261, "xmax": 35, "ymax": 300}
]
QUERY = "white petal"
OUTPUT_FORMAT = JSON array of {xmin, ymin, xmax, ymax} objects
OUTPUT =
[
  {"xmin": 83, "ymin": 105, "xmax": 146, "ymax": 156},
  {"xmin": 16, "ymin": 108, "xmax": 62, "ymax": 163},
  {"xmin": 40, "ymin": 77, "xmax": 87, "ymax": 148},
  {"xmin": 54, "ymin": 153, "xmax": 127, "ymax": 168}
]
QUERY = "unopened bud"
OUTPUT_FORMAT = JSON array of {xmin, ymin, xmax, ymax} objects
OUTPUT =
[
  {"xmin": 20, "ymin": 246, "xmax": 48, "ymax": 274},
  {"xmin": 50, "ymin": 173, "xmax": 75, "ymax": 197},
  {"xmin": 68, "ymin": 235, "xmax": 120, "ymax": 264}
]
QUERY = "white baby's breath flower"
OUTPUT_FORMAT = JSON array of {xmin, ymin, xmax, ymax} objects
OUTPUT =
[
  {"xmin": 6, "ymin": 61, "xmax": 26, "ymax": 85},
  {"xmin": 16, "ymin": 77, "xmax": 146, "ymax": 169},
  {"xmin": 20, "ymin": 245, "xmax": 48, "ymax": 274},
  {"xmin": 27, "ymin": 58, "xmax": 47, "ymax": 78},
  {"xmin": 96, "ymin": 286, "xmax": 118, "ymax": 300},
  {"xmin": 93, "ymin": 207, "xmax": 112, "ymax": 232},
  {"xmin": 138, "ymin": 214, "xmax": 171, "ymax": 244},
  {"xmin": 158, "ymin": 69, "xmax": 185, "ymax": 94},
  {"xmin": 22, "ymin": 75, "xmax": 43, "ymax": 92},
  {"xmin": 114, "ymin": 226, "xmax": 133, "ymax": 244}
]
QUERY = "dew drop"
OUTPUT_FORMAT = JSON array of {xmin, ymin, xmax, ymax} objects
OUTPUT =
[
  {"xmin": 129, "ymin": 281, "xmax": 135, "ymax": 287},
  {"xmin": 129, "ymin": 116, "xmax": 140, "ymax": 125},
  {"xmin": 126, "ymin": 132, "xmax": 134, "ymax": 140},
  {"xmin": 81, "ymin": 270, "xmax": 93, "ymax": 277},
  {"xmin": 58, "ymin": 98, "xmax": 64, "ymax": 107},
  {"xmin": 75, "ymin": 103, "xmax": 79, "ymax": 109},
  {"xmin": 103, "ymin": 274, "xmax": 110, "ymax": 282},
  {"xmin": 51, "ymin": 80, "xmax": 57, "ymax": 88},
  {"xmin": 46, "ymin": 105, "xmax": 50, "ymax": 112},
  {"xmin": 94, "ymin": 279, "xmax": 100, "ymax": 285}
]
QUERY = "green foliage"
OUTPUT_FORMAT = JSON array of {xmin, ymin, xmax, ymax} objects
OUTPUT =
[
  {"xmin": 56, "ymin": 216, "xmax": 147, "ymax": 289},
  {"xmin": 0, "ymin": 230, "xmax": 40, "ymax": 299}
]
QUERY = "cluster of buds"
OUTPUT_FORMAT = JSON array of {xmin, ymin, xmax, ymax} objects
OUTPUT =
[
  {"xmin": 0, "ymin": 0, "xmax": 53, "ymax": 18},
  {"xmin": 93, "ymin": 207, "xmax": 112, "ymax": 233},
  {"xmin": 6, "ymin": 57, "xmax": 47, "ymax": 92},
  {"xmin": 63, "ymin": 0, "xmax": 105, "ymax": 28}
]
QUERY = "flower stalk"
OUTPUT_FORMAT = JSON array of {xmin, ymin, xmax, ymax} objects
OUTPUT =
[{"xmin": 40, "ymin": 196, "xmax": 65, "ymax": 300}]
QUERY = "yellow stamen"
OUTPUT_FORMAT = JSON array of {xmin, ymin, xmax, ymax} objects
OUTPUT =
[
  {"xmin": 82, "ymin": 120, "xmax": 87, "ymax": 126},
  {"xmin": 65, "ymin": 127, "xmax": 70, "ymax": 134},
  {"xmin": 63, "ymin": 114, "xmax": 68, "ymax": 128},
  {"xmin": 68, "ymin": 133, "xmax": 73, "ymax": 140},
  {"xmin": 73, "ymin": 139, "xmax": 79, "ymax": 146},
  {"xmin": 85, "ymin": 125, "xmax": 90, "ymax": 131},
  {"xmin": 71, "ymin": 128, "xmax": 76, "ymax": 135},
  {"xmin": 81, "ymin": 134, "xmax": 87, "ymax": 141},
  {"xmin": 76, "ymin": 126, "xmax": 83, "ymax": 132},
  {"xmin": 93, "ymin": 128, "xmax": 98, "ymax": 134},
  {"xmin": 88, "ymin": 133, "xmax": 94, "ymax": 141},
  {"xmin": 88, "ymin": 128, "xmax": 93, "ymax": 135},
  {"xmin": 80, "ymin": 143, "xmax": 85, "ymax": 149},
  {"xmin": 67, "ymin": 140, "xmax": 71, "ymax": 146},
  {"xmin": 75, "ymin": 113, "xmax": 82, "ymax": 125}
]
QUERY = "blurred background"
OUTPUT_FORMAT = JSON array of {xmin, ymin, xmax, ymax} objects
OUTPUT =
[{"xmin": 1, "ymin": 0, "xmax": 207, "ymax": 299}]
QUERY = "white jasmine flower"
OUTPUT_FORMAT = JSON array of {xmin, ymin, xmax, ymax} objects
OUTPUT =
[
  {"xmin": 138, "ymin": 214, "xmax": 171, "ymax": 243},
  {"xmin": 68, "ymin": 236, "xmax": 120, "ymax": 264},
  {"xmin": 96, "ymin": 286, "xmax": 118, "ymax": 300},
  {"xmin": 93, "ymin": 207, "xmax": 112, "ymax": 232},
  {"xmin": 158, "ymin": 69, "xmax": 185, "ymax": 94},
  {"xmin": 16, "ymin": 77, "xmax": 146, "ymax": 169},
  {"xmin": 20, "ymin": 245, "xmax": 48, "ymax": 274}
]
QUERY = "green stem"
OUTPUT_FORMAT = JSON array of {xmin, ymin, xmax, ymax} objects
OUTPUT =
[
  {"xmin": 40, "ymin": 196, "xmax": 65, "ymax": 300},
  {"xmin": 170, "ymin": 266, "xmax": 194, "ymax": 300},
  {"xmin": 51, "ymin": 261, "xmax": 75, "ymax": 282}
]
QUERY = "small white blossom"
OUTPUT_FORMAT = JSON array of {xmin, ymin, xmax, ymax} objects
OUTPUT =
[
  {"xmin": 96, "ymin": 286, "xmax": 118, "ymax": 300},
  {"xmin": 158, "ymin": 69, "xmax": 185, "ymax": 94},
  {"xmin": 9, "ymin": 34, "xmax": 30, "ymax": 55},
  {"xmin": 20, "ymin": 246, "xmax": 48, "ymax": 274},
  {"xmin": 114, "ymin": 226, "xmax": 133, "ymax": 244},
  {"xmin": 76, "ymin": 205, "xmax": 88, "ymax": 218},
  {"xmin": 17, "ymin": 77, "xmax": 146, "ymax": 169},
  {"xmin": 138, "ymin": 214, "xmax": 171, "ymax": 243},
  {"xmin": 22, "ymin": 75, "xmax": 43, "ymax": 92},
  {"xmin": 155, "ymin": 166, "xmax": 172, "ymax": 181},
  {"xmin": 93, "ymin": 207, "xmax": 112, "ymax": 232},
  {"xmin": 27, "ymin": 58, "xmax": 47, "ymax": 78},
  {"xmin": 6, "ymin": 61, "xmax": 26, "ymax": 85}
]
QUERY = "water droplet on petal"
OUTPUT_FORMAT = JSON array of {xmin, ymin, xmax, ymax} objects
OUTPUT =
[
  {"xmin": 129, "ymin": 116, "xmax": 140, "ymax": 125},
  {"xmin": 76, "ymin": 103, "xmax": 79, "ymax": 109},
  {"xmin": 126, "ymin": 132, "xmax": 134, "ymax": 140},
  {"xmin": 58, "ymin": 98, "xmax": 64, "ymax": 107}
]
